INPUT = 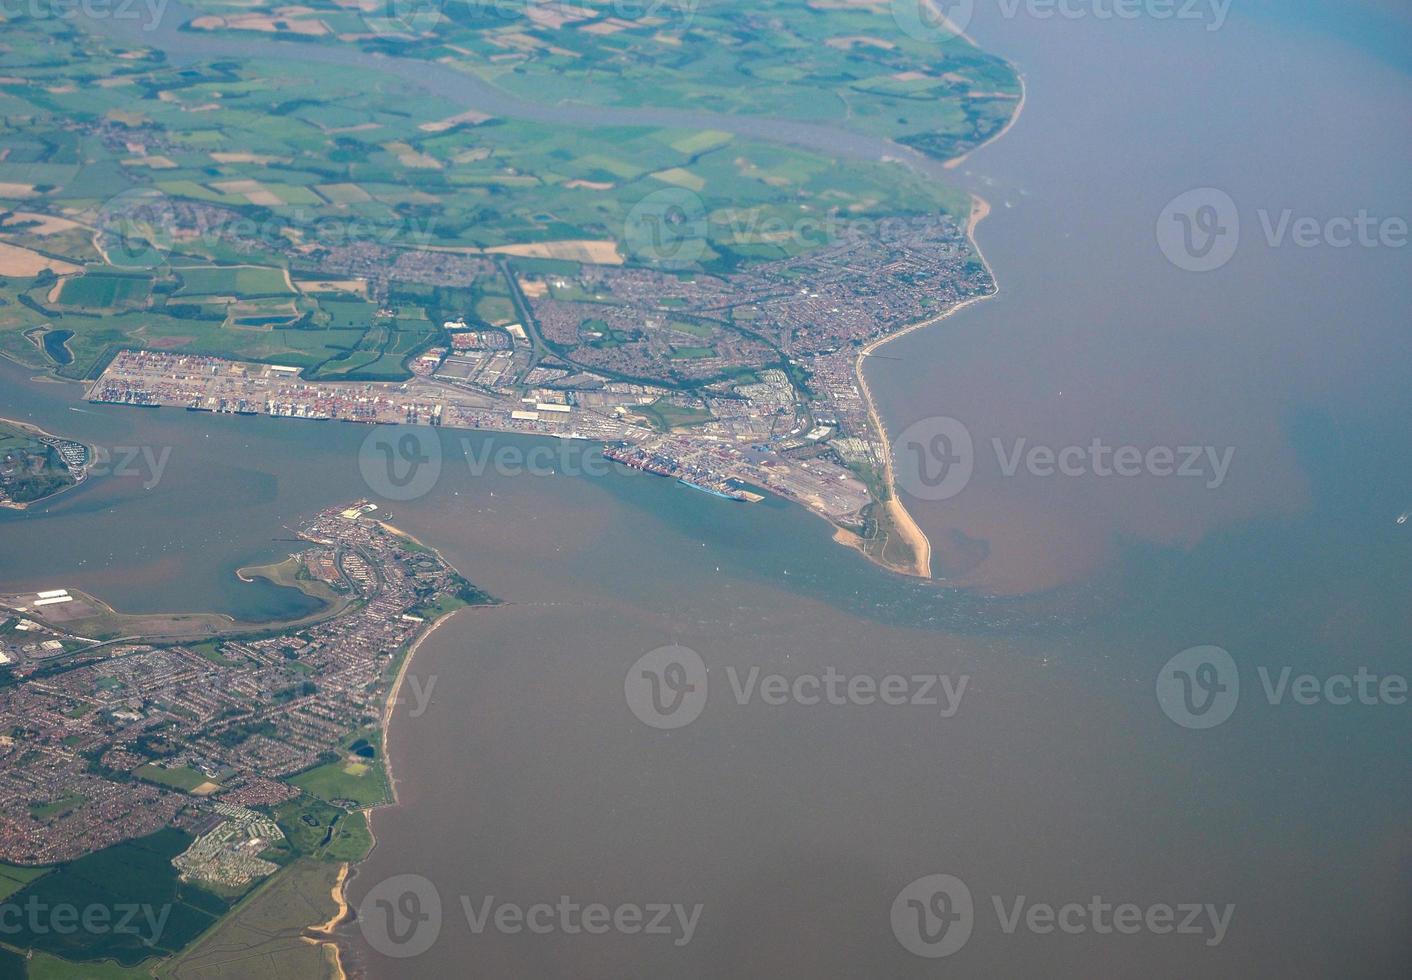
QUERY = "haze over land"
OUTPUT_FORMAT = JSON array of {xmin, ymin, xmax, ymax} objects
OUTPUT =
[{"xmin": 0, "ymin": 1, "xmax": 1408, "ymax": 978}]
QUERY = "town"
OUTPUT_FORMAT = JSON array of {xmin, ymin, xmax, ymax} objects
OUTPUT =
[
  {"xmin": 87, "ymin": 214, "xmax": 993, "ymax": 548},
  {"xmin": 0, "ymin": 502, "xmax": 490, "ymax": 884}
]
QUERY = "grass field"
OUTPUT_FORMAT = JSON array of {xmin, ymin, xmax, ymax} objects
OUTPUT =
[
  {"xmin": 133, "ymin": 764, "xmax": 215, "ymax": 793},
  {"xmin": 175, "ymin": 266, "xmax": 291, "ymax": 297},
  {"xmin": 0, "ymin": 421, "xmax": 74, "ymax": 503},
  {"xmin": 669, "ymin": 346, "xmax": 715, "ymax": 359},
  {"xmin": 2, "ymin": 828, "xmax": 227, "ymax": 966},
  {"xmin": 289, "ymin": 739, "xmax": 391, "ymax": 809},
  {"xmin": 157, "ymin": 860, "xmax": 343, "ymax": 980},
  {"xmin": 29, "ymin": 794, "xmax": 86, "ymax": 822},
  {"xmin": 0, "ymin": 0, "xmax": 996, "ymax": 389},
  {"xmin": 56, "ymin": 272, "xmax": 152, "ymax": 309},
  {"xmin": 637, "ymin": 399, "xmax": 715, "ymax": 431},
  {"xmin": 0, "ymin": 423, "xmax": 45, "ymax": 457},
  {"xmin": 0, "ymin": 861, "xmax": 50, "ymax": 902},
  {"xmin": 237, "ymin": 554, "xmax": 342, "ymax": 605},
  {"xmin": 271, "ymin": 795, "xmax": 372, "ymax": 864},
  {"xmin": 23, "ymin": 952, "xmax": 153, "ymax": 979}
]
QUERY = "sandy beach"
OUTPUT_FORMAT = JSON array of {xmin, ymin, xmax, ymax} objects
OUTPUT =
[
  {"xmin": 832, "ymin": 25, "xmax": 1025, "ymax": 579},
  {"xmin": 846, "ymin": 187, "xmax": 1006, "ymax": 580},
  {"xmin": 302, "ymin": 863, "xmax": 351, "ymax": 979},
  {"xmin": 309, "ymin": 520, "xmax": 476, "ymax": 977}
]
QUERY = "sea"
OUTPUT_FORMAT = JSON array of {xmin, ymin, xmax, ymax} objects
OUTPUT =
[{"xmin": 1, "ymin": 1, "xmax": 1409, "ymax": 976}]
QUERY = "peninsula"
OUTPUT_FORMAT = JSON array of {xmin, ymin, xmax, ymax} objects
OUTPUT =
[
  {"xmin": 0, "ymin": 502, "xmax": 495, "ymax": 977},
  {"xmin": 0, "ymin": 0, "xmax": 1022, "ymax": 580},
  {"xmin": 0, "ymin": 418, "xmax": 89, "ymax": 510}
]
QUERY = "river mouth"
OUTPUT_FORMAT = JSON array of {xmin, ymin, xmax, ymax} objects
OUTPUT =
[
  {"xmin": 76, "ymin": 0, "xmax": 987, "ymax": 178},
  {"xmin": 16, "ymin": 6, "xmax": 1412, "ymax": 980}
]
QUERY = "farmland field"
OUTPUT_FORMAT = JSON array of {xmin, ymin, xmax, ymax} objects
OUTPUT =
[
  {"xmin": 179, "ymin": 0, "xmax": 1020, "ymax": 159},
  {"xmin": 175, "ymin": 266, "xmax": 292, "ymax": 297},
  {"xmin": 157, "ymin": 860, "xmax": 344, "ymax": 980},
  {"xmin": 0, "ymin": 5, "xmax": 1024, "ymax": 977},
  {"xmin": 0, "ymin": 861, "xmax": 49, "ymax": 902},
  {"xmin": 56, "ymin": 273, "xmax": 152, "ymax": 309},
  {"xmin": 1, "ymin": 829, "xmax": 229, "ymax": 966}
]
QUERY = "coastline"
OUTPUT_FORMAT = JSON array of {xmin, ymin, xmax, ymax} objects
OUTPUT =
[
  {"xmin": 0, "ymin": 412, "xmax": 90, "ymax": 509},
  {"xmin": 943, "ymin": 72, "xmax": 1028, "ymax": 172},
  {"xmin": 834, "ymin": 37, "xmax": 1025, "ymax": 580},
  {"xmin": 305, "ymin": 863, "xmax": 351, "ymax": 980},
  {"xmin": 320, "ymin": 598, "xmax": 462, "ymax": 979},
  {"xmin": 326, "ymin": 519, "xmax": 480, "ymax": 977},
  {"xmin": 928, "ymin": 0, "xmax": 1030, "ymax": 173},
  {"xmin": 845, "ymin": 188, "xmax": 1005, "ymax": 580},
  {"xmin": 380, "ymin": 609, "xmax": 455, "ymax": 787}
]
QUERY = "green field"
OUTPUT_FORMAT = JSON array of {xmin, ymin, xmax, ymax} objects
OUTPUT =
[
  {"xmin": 23, "ymin": 952, "xmax": 152, "ymax": 980},
  {"xmin": 176, "ymin": 0, "xmax": 1019, "ymax": 159},
  {"xmin": 1, "ymin": 829, "xmax": 228, "ymax": 966},
  {"xmin": 0, "ymin": 862, "xmax": 50, "ymax": 902},
  {"xmin": 0, "ymin": 8, "xmax": 992, "ymax": 380},
  {"xmin": 133, "ymin": 764, "xmax": 213, "ymax": 793},
  {"xmin": 175, "ymin": 266, "xmax": 291, "ymax": 297},
  {"xmin": 56, "ymin": 273, "xmax": 152, "ymax": 309},
  {"xmin": 0, "ymin": 422, "xmax": 75, "ymax": 504},
  {"xmin": 637, "ymin": 399, "xmax": 715, "ymax": 431},
  {"xmin": 668, "ymin": 319, "xmax": 715, "ymax": 339},
  {"xmin": 271, "ymin": 796, "xmax": 372, "ymax": 864},
  {"xmin": 669, "ymin": 346, "xmax": 715, "ymax": 359},
  {"xmin": 28, "ymin": 794, "xmax": 86, "ymax": 823},
  {"xmin": 155, "ymin": 860, "xmax": 343, "ymax": 980},
  {"xmin": 0, "ymin": 424, "xmax": 45, "ymax": 458},
  {"xmin": 289, "ymin": 753, "xmax": 390, "ymax": 809},
  {"xmin": 474, "ymin": 294, "xmax": 516, "ymax": 326}
]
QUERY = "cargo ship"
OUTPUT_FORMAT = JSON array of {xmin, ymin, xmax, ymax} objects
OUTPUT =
[
  {"xmin": 677, "ymin": 478, "xmax": 748, "ymax": 502},
  {"xmin": 604, "ymin": 444, "xmax": 758, "ymax": 502}
]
